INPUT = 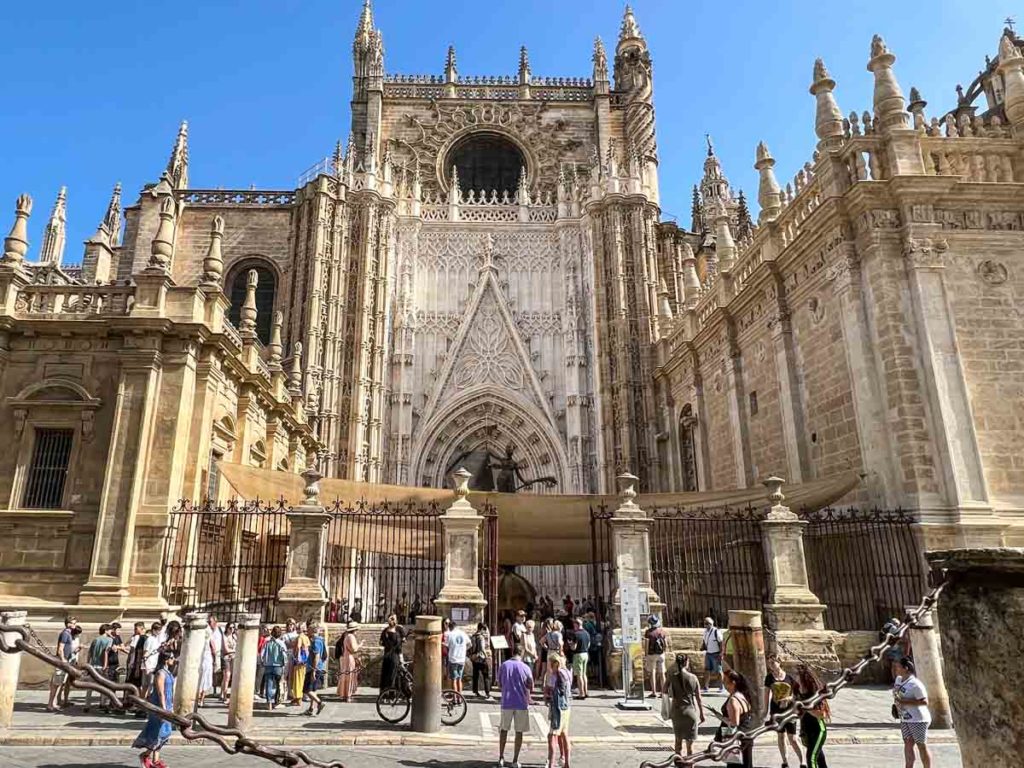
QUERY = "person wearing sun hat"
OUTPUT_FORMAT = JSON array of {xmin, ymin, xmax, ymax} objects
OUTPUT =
[
  {"xmin": 335, "ymin": 620, "xmax": 361, "ymax": 702},
  {"xmin": 644, "ymin": 613, "xmax": 670, "ymax": 699}
]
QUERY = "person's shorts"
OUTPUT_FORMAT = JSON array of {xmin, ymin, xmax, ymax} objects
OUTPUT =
[
  {"xmin": 645, "ymin": 653, "xmax": 666, "ymax": 673},
  {"xmin": 448, "ymin": 662, "xmax": 465, "ymax": 681},
  {"xmin": 770, "ymin": 709, "xmax": 797, "ymax": 735},
  {"xmin": 500, "ymin": 708, "xmax": 531, "ymax": 733},
  {"xmin": 704, "ymin": 652, "xmax": 722, "ymax": 673},
  {"xmin": 549, "ymin": 707, "xmax": 571, "ymax": 736},
  {"xmin": 303, "ymin": 669, "xmax": 324, "ymax": 693},
  {"xmin": 900, "ymin": 721, "xmax": 929, "ymax": 744},
  {"xmin": 572, "ymin": 652, "xmax": 588, "ymax": 678}
]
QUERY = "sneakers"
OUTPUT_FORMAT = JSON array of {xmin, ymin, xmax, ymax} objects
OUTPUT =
[{"xmin": 497, "ymin": 759, "xmax": 506, "ymax": 768}]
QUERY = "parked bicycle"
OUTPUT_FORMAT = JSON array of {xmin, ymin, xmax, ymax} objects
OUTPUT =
[{"xmin": 375, "ymin": 658, "xmax": 467, "ymax": 726}]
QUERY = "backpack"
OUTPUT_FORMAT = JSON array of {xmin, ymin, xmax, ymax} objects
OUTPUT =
[
  {"xmin": 565, "ymin": 633, "xmax": 578, "ymax": 652},
  {"xmin": 647, "ymin": 630, "xmax": 666, "ymax": 656}
]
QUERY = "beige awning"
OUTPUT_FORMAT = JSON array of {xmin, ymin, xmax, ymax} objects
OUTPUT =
[{"xmin": 216, "ymin": 462, "xmax": 860, "ymax": 565}]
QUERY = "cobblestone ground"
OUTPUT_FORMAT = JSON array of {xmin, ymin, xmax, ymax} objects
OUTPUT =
[{"xmin": 0, "ymin": 743, "xmax": 965, "ymax": 767}]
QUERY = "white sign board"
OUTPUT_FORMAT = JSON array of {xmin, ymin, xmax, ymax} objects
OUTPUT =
[
  {"xmin": 451, "ymin": 607, "xmax": 470, "ymax": 623},
  {"xmin": 619, "ymin": 577, "xmax": 642, "ymax": 644}
]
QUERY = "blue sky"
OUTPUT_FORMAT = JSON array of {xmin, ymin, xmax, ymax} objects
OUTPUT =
[{"xmin": 0, "ymin": 0, "xmax": 1011, "ymax": 261}]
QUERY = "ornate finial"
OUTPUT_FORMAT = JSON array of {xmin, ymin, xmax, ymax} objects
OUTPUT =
[
  {"xmin": 870, "ymin": 34, "xmax": 888, "ymax": 59},
  {"xmin": 518, "ymin": 45, "xmax": 531, "ymax": 84},
  {"xmin": 444, "ymin": 45, "xmax": 458, "ymax": 83},
  {"xmin": 354, "ymin": 0, "xmax": 374, "ymax": 48},
  {"xmin": 165, "ymin": 120, "xmax": 190, "ymax": 189},
  {"xmin": 516, "ymin": 164, "xmax": 529, "ymax": 203},
  {"xmin": 1001, "ymin": 32, "xmax": 1023, "ymax": 63},
  {"xmin": 39, "ymin": 186, "xmax": 68, "ymax": 266},
  {"xmin": 301, "ymin": 465, "xmax": 323, "ymax": 506},
  {"xmin": 909, "ymin": 86, "xmax": 922, "ymax": 103},
  {"xmin": 449, "ymin": 165, "xmax": 461, "ymax": 203},
  {"xmin": 332, "ymin": 140, "xmax": 344, "ymax": 178},
  {"xmin": 239, "ymin": 269, "xmax": 259, "ymax": 336},
  {"xmin": 2, "ymin": 194, "xmax": 33, "ymax": 265},
  {"xmin": 100, "ymin": 182, "xmax": 123, "ymax": 245},
  {"xmin": 149, "ymin": 195, "xmax": 175, "ymax": 271},
  {"xmin": 813, "ymin": 58, "xmax": 832, "ymax": 85},
  {"xmin": 451, "ymin": 467, "xmax": 472, "ymax": 502},
  {"xmin": 200, "ymin": 214, "xmax": 225, "ymax": 287},
  {"xmin": 614, "ymin": 472, "xmax": 641, "ymax": 516},
  {"xmin": 593, "ymin": 35, "xmax": 608, "ymax": 79},
  {"xmin": 705, "ymin": 134, "xmax": 715, "ymax": 157},
  {"xmin": 755, "ymin": 140, "xmax": 773, "ymax": 165},
  {"xmin": 481, "ymin": 232, "xmax": 496, "ymax": 273},
  {"xmin": 810, "ymin": 57, "xmax": 844, "ymax": 145},
  {"xmin": 755, "ymin": 141, "xmax": 782, "ymax": 224},
  {"xmin": 763, "ymin": 476, "xmax": 785, "ymax": 506},
  {"xmin": 866, "ymin": 33, "xmax": 907, "ymax": 128},
  {"xmin": 619, "ymin": 4, "xmax": 642, "ymax": 42},
  {"xmin": 268, "ymin": 311, "xmax": 283, "ymax": 365},
  {"xmin": 289, "ymin": 341, "xmax": 303, "ymax": 395}
]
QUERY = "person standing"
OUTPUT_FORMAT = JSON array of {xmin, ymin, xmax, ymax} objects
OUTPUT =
[
  {"xmin": 893, "ymin": 657, "xmax": 932, "ymax": 768},
  {"xmin": 132, "ymin": 651, "xmax": 177, "ymax": 768},
  {"xmin": 197, "ymin": 615, "xmax": 223, "ymax": 709},
  {"xmin": 763, "ymin": 654, "xmax": 803, "ymax": 768},
  {"xmin": 470, "ymin": 622, "xmax": 492, "ymax": 699},
  {"xmin": 221, "ymin": 622, "xmax": 237, "ymax": 704},
  {"xmin": 700, "ymin": 617, "xmax": 725, "ymax": 692},
  {"xmin": 303, "ymin": 622, "xmax": 327, "ymax": 716},
  {"xmin": 644, "ymin": 614, "xmax": 669, "ymax": 698},
  {"xmin": 536, "ymin": 619, "xmax": 552, "ymax": 684},
  {"xmin": 446, "ymin": 621, "xmax": 470, "ymax": 695},
  {"xmin": 255, "ymin": 625, "xmax": 269, "ymax": 701},
  {"xmin": 125, "ymin": 623, "xmax": 147, "ymax": 690},
  {"xmin": 378, "ymin": 614, "xmax": 406, "ymax": 691},
  {"xmin": 47, "ymin": 616, "xmax": 78, "ymax": 712},
  {"xmin": 260, "ymin": 626, "xmax": 287, "ymax": 710},
  {"xmin": 140, "ymin": 623, "xmax": 163, "ymax": 701},
  {"xmin": 441, "ymin": 618, "xmax": 452, "ymax": 685},
  {"xmin": 717, "ymin": 670, "xmax": 755, "ymax": 768},
  {"xmin": 795, "ymin": 665, "xmax": 831, "ymax": 768},
  {"xmin": 281, "ymin": 619, "xmax": 298, "ymax": 701},
  {"xmin": 522, "ymin": 619, "xmax": 538, "ymax": 681},
  {"xmin": 83, "ymin": 624, "xmax": 113, "ymax": 713},
  {"xmin": 544, "ymin": 653, "xmax": 573, "ymax": 768},
  {"xmin": 289, "ymin": 622, "xmax": 310, "ymax": 705},
  {"xmin": 497, "ymin": 646, "xmax": 533, "ymax": 768},
  {"xmin": 666, "ymin": 654, "xmax": 704, "ymax": 758},
  {"xmin": 106, "ymin": 622, "xmax": 126, "ymax": 685},
  {"xmin": 569, "ymin": 619, "xmax": 590, "ymax": 699},
  {"xmin": 336, "ymin": 621, "xmax": 361, "ymax": 702}
]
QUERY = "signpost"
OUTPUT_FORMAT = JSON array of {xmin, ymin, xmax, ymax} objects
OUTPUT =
[{"xmin": 617, "ymin": 577, "xmax": 650, "ymax": 710}]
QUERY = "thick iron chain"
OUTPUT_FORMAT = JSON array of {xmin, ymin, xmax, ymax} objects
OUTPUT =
[
  {"xmin": 638, "ymin": 577, "xmax": 946, "ymax": 768},
  {"xmin": 0, "ymin": 626, "xmax": 346, "ymax": 768},
  {"xmin": 761, "ymin": 624, "xmax": 842, "ymax": 676}
]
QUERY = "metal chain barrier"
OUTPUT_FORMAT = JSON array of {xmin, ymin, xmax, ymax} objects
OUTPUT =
[
  {"xmin": 638, "ymin": 577, "xmax": 947, "ymax": 768},
  {"xmin": 762, "ymin": 624, "xmax": 842, "ymax": 676},
  {"xmin": 0, "ymin": 626, "xmax": 347, "ymax": 768}
]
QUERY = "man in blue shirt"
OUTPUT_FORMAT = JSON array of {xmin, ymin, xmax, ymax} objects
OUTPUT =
[{"xmin": 304, "ymin": 622, "xmax": 328, "ymax": 716}]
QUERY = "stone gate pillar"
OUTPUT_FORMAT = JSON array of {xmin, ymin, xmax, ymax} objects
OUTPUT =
[
  {"xmin": 0, "ymin": 609, "xmax": 27, "ymax": 728},
  {"xmin": 904, "ymin": 605, "xmax": 952, "ymax": 729},
  {"xmin": 609, "ymin": 473, "xmax": 663, "ymax": 618},
  {"xmin": 276, "ymin": 468, "xmax": 329, "ymax": 623},
  {"xmin": 173, "ymin": 612, "xmax": 208, "ymax": 715},
  {"xmin": 928, "ymin": 548, "xmax": 1023, "ymax": 767},
  {"xmin": 434, "ymin": 468, "xmax": 486, "ymax": 626}
]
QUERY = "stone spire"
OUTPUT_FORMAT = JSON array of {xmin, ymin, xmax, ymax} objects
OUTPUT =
[
  {"xmin": 700, "ymin": 135, "xmax": 731, "ymax": 207},
  {"xmin": 1, "ymin": 194, "xmax": 32, "ymax": 266},
  {"xmin": 907, "ymin": 87, "xmax": 928, "ymax": 132},
  {"xmin": 618, "ymin": 4, "xmax": 644, "ymax": 48},
  {"xmin": 353, "ymin": 0, "xmax": 373, "ymax": 50},
  {"xmin": 755, "ymin": 141, "xmax": 782, "ymax": 223},
  {"xmin": 998, "ymin": 33, "xmax": 1024, "ymax": 134},
  {"xmin": 165, "ymin": 120, "xmax": 189, "ymax": 189},
  {"xmin": 680, "ymin": 241, "xmax": 700, "ymax": 309},
  {"xmin": 690, "ymin": 185, "xmax": 704, "ymax": 234},
  {"xmin": 809, "ymin": 58, "xmax": 844, "ymax": 150},
  {"xmin": 735, "ymin": 191, "xmax": 754, "ymax": 240},
  {"xmin": 289, "ymin": 341, "xmax": 304, "ymax": 395},
  {"xmin": 332, "ymin": 139, "xmax": 344, "ymax": 178},
  {"xmin": 593, "ymin": 36, "xmax": 609, "ymax": 88},
  {"xmin": 100, "ymin": 182, "xmax": 122, "ymax": 246},
  {"xmin": 867, "ymin": 35, "xmax": 909, "ymax": 131},
  {"xmin": 200, "ymin": 215, "xmax": 224, "ymax": 288},
  {"xmin": 712, "ymin": 197, "xmax": 737, "ymax": 273},
  {"xmin": 444, "ymin": 45, "xmax": 458, "ymax": 84},
  {"xmin": 239, "ymin": 269, "xmax": 259, "ymax": 337},
  {"xmin": 518, "ymin": 46, "xmax": 531, "ymax": 85},
  {"xmin": 39, "ymin": 186, "xmax": 67, "ymax": 266},
  {"xmin": 268, "ymin": 311, "xmax": 284, "ymax": 367},
  {"xmin": 149, "ymin": 195, "xmax": 175, "ymax": 271}
]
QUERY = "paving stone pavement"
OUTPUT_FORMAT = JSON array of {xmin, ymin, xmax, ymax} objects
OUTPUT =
[
  {"xmin": 0, "ymin": 743, "xmax": 965, "ymax": 767},
  {"xmin": 2, "ymin": 685, "xmax": 960, "ymax": 749}
]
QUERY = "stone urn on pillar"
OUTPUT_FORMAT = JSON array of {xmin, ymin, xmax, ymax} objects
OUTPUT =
[
  {"xmin": 276, "ymin": 466, "xmax": 330, "ymax": 623},
  {"xmin": 434, "ymin": 467, "xmax": 487, "ymax": 625}
]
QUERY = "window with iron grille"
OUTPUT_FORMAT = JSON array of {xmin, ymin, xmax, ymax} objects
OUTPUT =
[{"xmin": 22, "ymin": 428, "xmax": 74, "ymax": 509}]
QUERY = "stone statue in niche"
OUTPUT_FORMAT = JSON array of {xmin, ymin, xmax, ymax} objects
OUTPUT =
[{"xmin": 445, "ymin": 442, "xmax": 556, "ymax": 493}]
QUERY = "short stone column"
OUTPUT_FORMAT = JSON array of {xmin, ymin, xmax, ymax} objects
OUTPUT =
[
  {"xmin": 173, "ymin": 612, "xmax": 208, "ymax": 715},
  {"xmin": 227, "ymin": 612, "xmax": 262, "ymax": 732},
  {"xmin": 728, "ymin": 609, "xmax": 767, "ymax": 723},
  {"xmin": 609, "ymin": 473, "xmax": 664, "ymax": 618},
  {"xmin": 928, "ymin": 548, "xmax": 1023, "ymax": 767},
  {"xmin": 904, "ymin": 606, "xmax": 952, "ymax": 729},
  {"xmin": 0, "ymin": 609, "xmax": 27, "ymax": 728},
  {"xmin": 434, "ymin": 468, "xmax": 487, "ymax": 625},
  {"xmin": 759, "ymin": 477, "xmax": 826, "ymax": 630},
  {"xmin": 411, "ymin": 615, "xmax": 442, "ymax": 734},
  {"xmin": 276, "ymin": 468, "xmax": 330, "ymax": 623}
]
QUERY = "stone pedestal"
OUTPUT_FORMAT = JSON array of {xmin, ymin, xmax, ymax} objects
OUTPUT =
[
  {"xmin": 411, "ymin": 615, "xmax": 442, "ymax": 734},
  {"xmin": 227, "ymin": 612, "xmax": 262, "ymax": 732},
  {"xmin": 609, "ymin": 473, "xmax": 664, "ymax": 622},
  {"xmin": 928, "ymin": 548, "xmax": 1024, "ymax": 766},
  {"xmin": 0, "ymin": 610, "xmax": 27, "ymax": 728},
  {"xmin": 173, "ymin": 612, "xmax": 208, "ymax": 715},
  {"xmin": 760, "ymin": 478, "xmax": 826, "ymax": 631},
  {"xmin": 904, "ymin": 606, "xmax": 952, "ymax": 729},
  {"xmin": 433, "ymin": 469, "xmax": 487, "ymax": 626},
  {"xmin": 276, "ymin": 469, "xmax": 330, "ymax": 624},
  {"xmin": 728, "ymin": 609, "xmax": 767, "ymax": 722}
]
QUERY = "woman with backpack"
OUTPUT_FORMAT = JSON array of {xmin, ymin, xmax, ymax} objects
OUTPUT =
[
  {"xmin": 288, "ymin": 623, "xmax": 310, "ymax": 706},
  {"xmin": 644, "ymin": 614, "xmax": 669, "ymax": 698},
  {"xmin": 259, "ymin": 626, "xmax": 287, "ymax": 710},
  {"xmin": 470, "ymin": 622, "xmax": 492, "ymax": 698}
]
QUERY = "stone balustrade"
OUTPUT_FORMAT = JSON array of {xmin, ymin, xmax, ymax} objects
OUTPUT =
[
  {"xmin": 13, "ymin": 283, "xmax": 135, "ymax": 316},
  {"xmin": 921, "ymin": 135, "xmax": 1018, "ymax": 182}
]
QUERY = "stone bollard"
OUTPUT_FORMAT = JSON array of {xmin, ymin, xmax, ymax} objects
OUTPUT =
[
  {"xmin": 928, "ymin": 549, "xmax": 1024, "ymax": 768},
  {"xmin": 728, "ymin": 609, "xmax": 767, "ymax": 722},
  {"xmin": 411, "ymin": 615, "xmax": 442, "ymax": 734},
  {"xmin": 228, "ymin": 613, "xmax": 262, "ymax": 732},
  {"xmin": 905, "ymin": 606, "xmax": 952, "ymax": 729},
  {"xmin": 173, "ymin": 612, "xmax": 208, "ymax": 715},
  {"xmin": 0, "ymin": 609, "xmax": 27, "ymax": 728}
]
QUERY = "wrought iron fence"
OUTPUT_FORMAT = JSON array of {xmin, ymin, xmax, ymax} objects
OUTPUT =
[
  {"xmin": 478, "ymin": 502, "xmax": 500, "ymax": 632},
  {"xmin": 801, "ymin": 507, "xmax": 928, "ymax": 631},
  {"xmin": 589, "ymin": 505, "xmax": 617, "ymax": 620},
  {"xmin": 649, "ymin": 506, "xmax": 768, "ymax": 628},
  {"xmin": 162, "ymin": 499, "xmax": 289, "ymax": 624},
  {"xmin": 322, "ymin": 499, "xmax": 445, "ymax": 625}
]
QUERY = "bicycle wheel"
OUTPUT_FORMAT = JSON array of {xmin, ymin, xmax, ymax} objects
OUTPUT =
[
  {"xmin": 376, "ymin": 687, "xmax": 411, "ymax": 724},
  {"xmin": 439, "ymin": 689, "xmax": 468, "ymax": 726}
]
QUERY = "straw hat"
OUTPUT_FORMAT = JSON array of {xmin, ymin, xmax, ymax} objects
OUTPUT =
[{"xmin": 346, "ymin": 621, "xmax": 360, "ymax": 632}]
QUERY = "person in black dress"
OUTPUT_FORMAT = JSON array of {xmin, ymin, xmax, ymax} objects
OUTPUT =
[{"xmin": 378, "ymin": 614, "xmax": 407, "ymax": 691}]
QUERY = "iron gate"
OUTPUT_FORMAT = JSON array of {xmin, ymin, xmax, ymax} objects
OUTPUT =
[
  {"xmin": 589, "ymin": 505, "xmax": 616, "ymax": 621},
  {"xmin": 801, "ymin": 507, "xmax": 927, "ymax": 631},
  {"xmin": 649, "ymin": 506, "xmax": 768, "ymax": 628},
  {"xmin": 478, "ymin": 502, "xmax": 500, "ymax": 632}
]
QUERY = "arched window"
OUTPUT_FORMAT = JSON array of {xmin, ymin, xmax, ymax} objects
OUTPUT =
[
  {"xmin": 446, "ymin": 133, "xmax": 525, "ymax": 197},
  {"xmin": 226, "ymin": 261, "xmax": 276, "ymax": 345},
  {"xmin": 679, "ymin": 404, "xmax": 699, "ymax": 492}
]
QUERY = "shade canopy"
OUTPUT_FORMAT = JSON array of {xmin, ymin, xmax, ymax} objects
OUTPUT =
[{"xmin": 216, "ymin": 462, "xmax": 860, "ymax": 565}]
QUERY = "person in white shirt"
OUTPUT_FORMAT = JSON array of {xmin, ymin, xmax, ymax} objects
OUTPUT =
[
  {"xmin": 444, "ymin": 623, "xmax": 470, "ymax": 694},
  {"xmin": 141, "ymin": 623, "xmax": 163, "ymax": 697},
  {"xmin": 893, "ymin": 657, "xmax": 932, "ymax": 768},
  {"xmin": 700, "ymin": 617, "xmax": 725, "ymax": 692}
]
